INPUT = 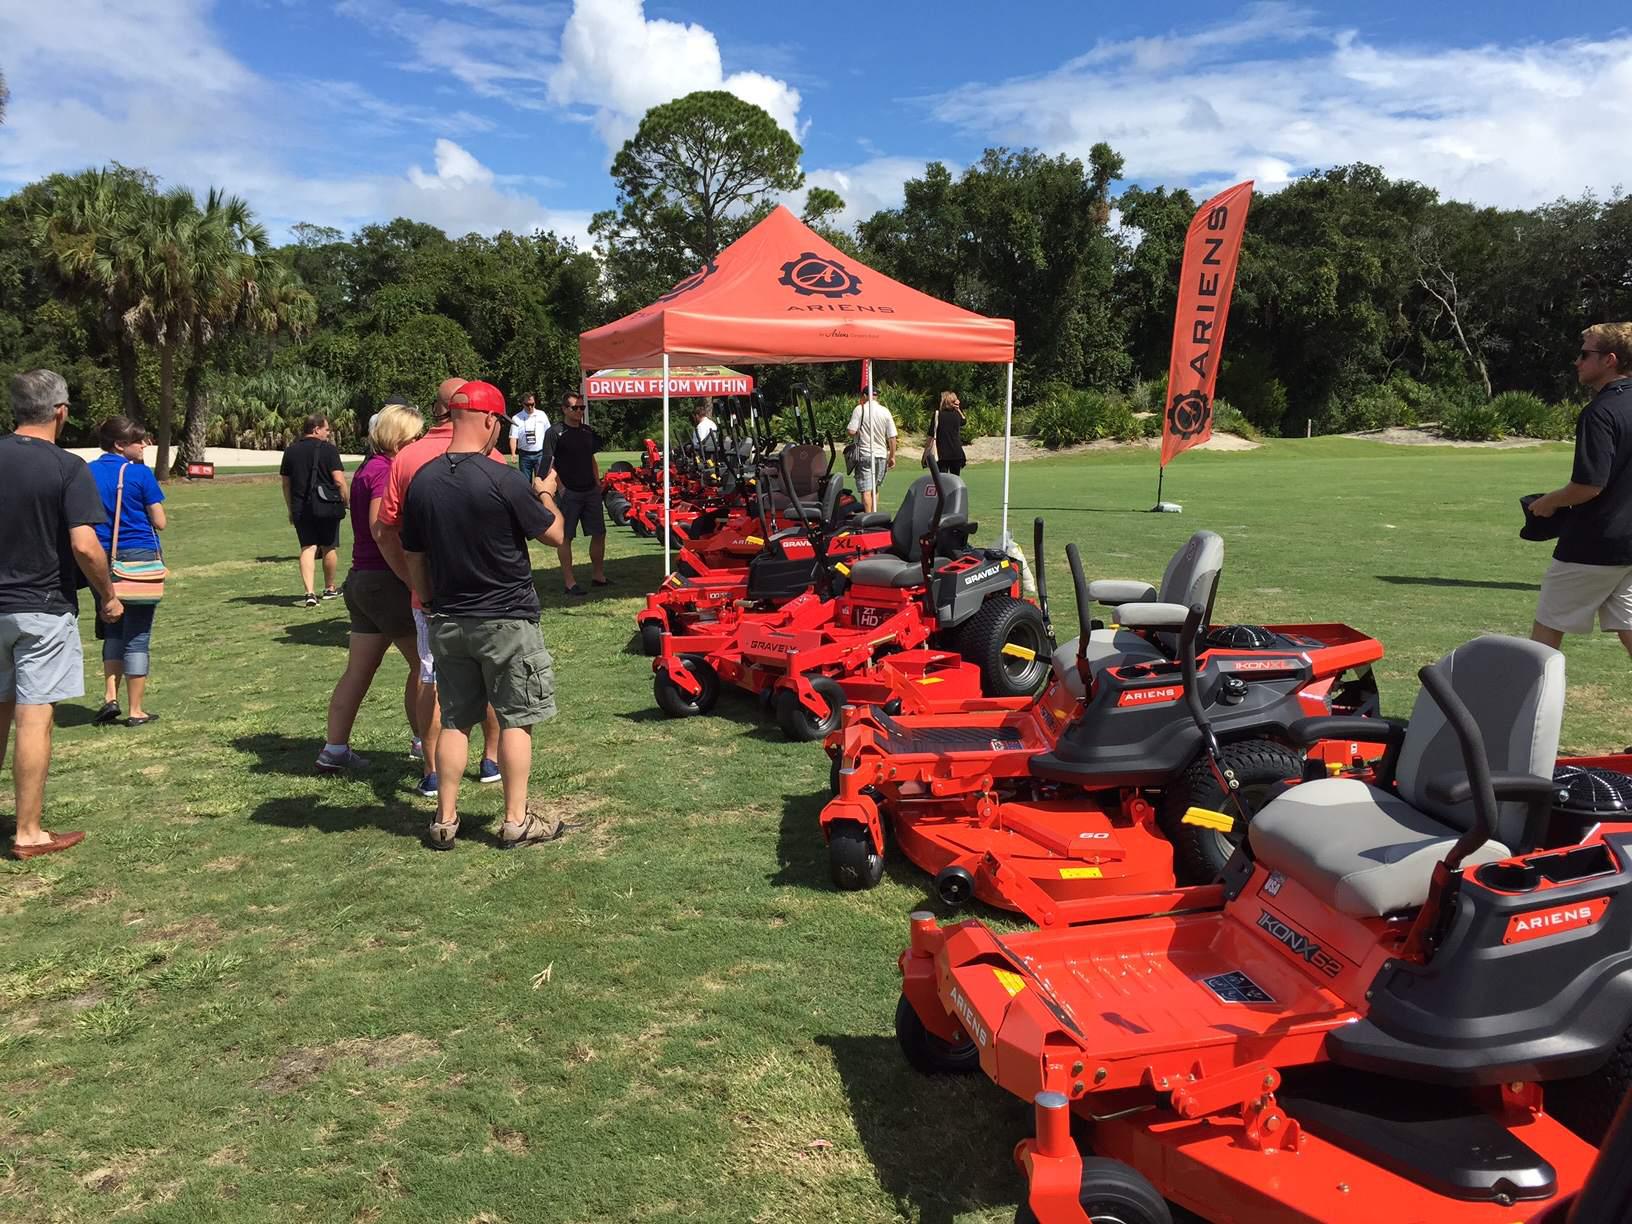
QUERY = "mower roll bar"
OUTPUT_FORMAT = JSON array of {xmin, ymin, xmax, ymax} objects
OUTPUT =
[{"xmin": 790, "ymin": 382, "xmax": 838, "ymax": 480}]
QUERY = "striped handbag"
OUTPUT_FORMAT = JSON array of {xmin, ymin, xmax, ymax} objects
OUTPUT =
[{"xmin": 109, "ymin": 463, "xmax": 168, "ymax": 604}]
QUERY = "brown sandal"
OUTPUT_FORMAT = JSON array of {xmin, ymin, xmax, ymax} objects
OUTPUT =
[
  {"xmin": 499, "ymin": 811, "xmax": 565, "ymax": 849},
  {"xmin": 426, "ymin": 817, "xmax": 459, "ymax": 851},
  {"xmin": 11, "ymin": 830, "xmax": 85, "ymax": 860}
]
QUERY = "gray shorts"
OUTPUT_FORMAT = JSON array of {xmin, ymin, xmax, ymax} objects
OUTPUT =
[
  {"xmin": 558, "ymin": 486, "xmax": 605, "ymax": 539},
  {"xmin": 344, "ymin": 569, "xmax": 415, "ymax": 639},
  {"xmin": 427, "ymin": 616, "xmax": 557, "ymax": 731},
  {"xmin": 854, "ymin": 455, "xmax": 889, "ymax": 493},
  {"xmin": 0, "ymin": 611, "xmax": 84, "ymax": 705},
  {"xmin": 1536, "ymin": 559, "xmax": 1632, "ymax": 634}
]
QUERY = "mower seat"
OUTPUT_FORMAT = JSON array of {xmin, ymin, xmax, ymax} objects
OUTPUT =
[
  {"xmin": 1248, "ymin": 636, "xmax": 1564, "ymax": 917},
  {"xmin": 1050, "ymin": 639, "xmax": 1087, "ymax": 700},
  {"xmin": 1081, "ymin": 530, "xmax": 1224, "ymax": 668}
]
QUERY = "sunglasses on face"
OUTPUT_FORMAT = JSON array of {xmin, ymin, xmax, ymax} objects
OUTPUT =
[{"xmin": 1580, "ymin": 348, "xmax": 1609, "ymax": 360}]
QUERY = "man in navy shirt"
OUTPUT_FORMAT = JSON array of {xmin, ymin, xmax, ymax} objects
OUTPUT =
[
  {"xmin": 1530, "ymin": 322, "xmax": 1632, "ymax": 658},
  {"xmin": 0, "ymin": 370, "xmax": 122, "ymax": 859}
]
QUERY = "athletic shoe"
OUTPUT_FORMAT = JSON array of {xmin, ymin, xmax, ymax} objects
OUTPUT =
[
  {"xmin": 409, "ymin": 737, "xmax": 423, "ymax": 761},
  {"xmin": 316, "ymin": 745, "xmax": 370, "ymax": 773},
  {"xmin": 415, "ymin": 772, "xmax": 439, "ymax": 799},
  {"xmin": 320, "ymin": 587, "xmax": 340, "ymax": 600},
  {"xmin": 303, "ymin": 592, "xmax": 318, "ymax": 608},
  {"xmin": 478, "ymin": 758, "xmax": 502, "ymax": 784}
]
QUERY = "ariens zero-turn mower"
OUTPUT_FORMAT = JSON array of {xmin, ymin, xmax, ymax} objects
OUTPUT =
[
  {"xmin": 820, "ymin": 520, "xmax": 1385, "ymax": 924},
  {"xmin": 896, "ymin": 632, "xmax": 1632, "ymax": 1222},
  {"xmin": 652, "ymin": 456, "xmax": 1051, "ymax": 742}
]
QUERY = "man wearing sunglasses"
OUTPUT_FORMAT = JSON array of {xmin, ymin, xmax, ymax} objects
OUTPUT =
[{"xmin": 1530, "ymin": 323, "xmax": 1632, "ymax": 658}]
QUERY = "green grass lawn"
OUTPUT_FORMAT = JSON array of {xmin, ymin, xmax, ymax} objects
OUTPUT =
[{"xmin": 1, "ymin": 437, "xmax": 1625, "ymax": 1224}]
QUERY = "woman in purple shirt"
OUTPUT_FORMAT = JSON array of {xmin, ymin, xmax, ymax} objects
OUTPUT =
[{"xmin": 317, "ymin": 404, "xmax": 425, "ymax": 772}]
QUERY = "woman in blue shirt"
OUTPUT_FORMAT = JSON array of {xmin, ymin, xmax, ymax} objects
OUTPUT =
[{"xmin": 89, "ymin": 417, "xmax": 167, "ymax": 726}]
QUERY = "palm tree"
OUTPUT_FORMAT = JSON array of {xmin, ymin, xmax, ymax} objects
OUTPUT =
[{"xmin": 122, "ymin": 186, "xmax": 201, "ymax": 479}]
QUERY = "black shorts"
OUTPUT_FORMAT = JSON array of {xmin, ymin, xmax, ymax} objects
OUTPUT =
[
  {"xmin": 558, "ymin": 486, "xmax": 605, "ymax": 539},
  {"xmin": 294, "ymin": 514, "xmax": 341, "ymax": 549}
]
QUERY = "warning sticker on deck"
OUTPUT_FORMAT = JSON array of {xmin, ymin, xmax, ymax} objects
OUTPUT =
[
  {"xmin": 1201, "ymin": 970, "xmax": 1275, "ymax": 1004},
  {"xmin": 1059, "ymin": 866, "xmax": 1104, "ymax": 879},
  {"xmin": 992, "ymin": 968, "xmax": 1027, "ymax": 997}
]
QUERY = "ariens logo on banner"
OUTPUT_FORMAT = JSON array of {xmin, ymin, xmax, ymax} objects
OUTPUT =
[
  {"xmin": 1166, "ymin": 389, "xmax": 1211, "ymax": 443},
  {"xmin": 778, "ymin": 252, "xmax": 861, "ymax": 299}
]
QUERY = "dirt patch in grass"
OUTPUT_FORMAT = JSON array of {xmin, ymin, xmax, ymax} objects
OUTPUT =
[
  {"xmin": 960, "ymin": 430, "xmax": 1258, "ymax": 465},
  {"xmin": 257, "ymin": 1034, "xmax": 441, "ymax": 1094},
  {"xmin": 143, "ymin": 915, "xmax": 224, "ymax": 947},
  {"xmin": 487, "ymin": 1126, "xmax": 530, "ymax": 1155},
  {"xmin": 1343, "ymin": 426, "xmax": 1549, "ymax": 449}
]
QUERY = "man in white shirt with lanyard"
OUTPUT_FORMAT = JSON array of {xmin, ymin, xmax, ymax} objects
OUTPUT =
[
  {"xmin": 846, "ymin": 383, "xmax": 898, "ymax": 513},
  {"xmin": 509, "ymin": 392, "xmax": 550, "ymax": 485}
]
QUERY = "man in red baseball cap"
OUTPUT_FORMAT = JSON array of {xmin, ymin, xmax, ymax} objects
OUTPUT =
[{"xmin": 399, "ymin": 381, "xmax": 566, "ymax": 850}]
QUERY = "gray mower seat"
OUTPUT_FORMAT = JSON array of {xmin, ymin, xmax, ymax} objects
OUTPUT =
[
  {"xmin": 1247, "ymin": 635, "xmax": 1564, "ymax": 918},
  {"xmin": 848, "ymin": 556, "xmax": 926, "ymax": 588},
  {"xmin": 1051, "ymin": 639, "xmax": 1088, "ymax": 699},
  {"xmin": 1088, "ymin": 531, "xmax": 1223, "ymax": 670}
]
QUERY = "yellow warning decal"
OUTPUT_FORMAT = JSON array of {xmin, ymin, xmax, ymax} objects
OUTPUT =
[
  {"xmin": 746, "ymin": 535, "xmax": 764, "ymax": 545},
  {"xmin": 917, "ymin": 676, "xmax": 945, "ymax": 685},
  {"xmin": 1059, "ymin": 866, "xmax": 1104, "ymax": 879},
  {"xmin": 1001, "ymin": 642, "xmax": 1037, "ymax": 661},
  {"xmin": 992, "ymin": 968, "xmax": 1027, "ymax": 997}
]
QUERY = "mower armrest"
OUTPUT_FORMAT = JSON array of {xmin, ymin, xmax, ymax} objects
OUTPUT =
[
  {"xmin": 1425, "ymin": 771, "xmax": 1562, "ymax": 808},
  {"xmin": 1088, "ymin": 579, "xmax": 1157, "ymax": 606},
  {"xmin": 1287, "ymin": 716, "xmax": 1407, "ymax": 749},
  {"xmin": 851, "ymin": 511, "xmax": 892, "ymax": 528},
  {"xmin": 1115, "ymin": 601, "xmax": 1190, "ymax": 630}
]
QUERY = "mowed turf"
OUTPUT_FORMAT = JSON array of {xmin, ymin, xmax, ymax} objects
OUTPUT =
[{"xmin": 0, "ymin": 437, "xmax": 1625, "ymax": 1224}]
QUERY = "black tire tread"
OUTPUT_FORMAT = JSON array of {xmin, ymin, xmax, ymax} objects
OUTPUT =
[
  {"xmin": 1014, "ymin": 1156, "xmax": 1172, "ymax": 1224},
  {"xmin": 894, "ymin": 994, "xmax": 978, "ymax": 1075},
  {"xmin": 1158, "ymin": 739, "xmax": 1301, "ymax": 885},
  {"xmin": 957, "ymin": 595, "xmax": 1049, "ymax": 698}
]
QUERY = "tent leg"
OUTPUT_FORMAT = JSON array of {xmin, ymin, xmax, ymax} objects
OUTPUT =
[
  {"xmin": 662, "ymin": 353, "xmax": 671, "ymax": 574},
  {"xmin": 1000, "ymin": 362, "xmax": 1014, "ymax": 549}
]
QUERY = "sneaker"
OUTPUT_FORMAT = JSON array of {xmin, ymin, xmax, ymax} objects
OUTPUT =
[
  {"xmin": 477, "ymin": 758, "xmax": 502, "ymax": 784},
  {"xmin": 320, "ymin": 586, "xmax": 340, "ymax": 600},
  {"xmin": 426, "ymin": 816, "xmax": 459, "ymax": 851},
  {"xmin": 93, "ymin": 701, "xmax": 122, "ymax": 726},
  {"xmin": 415, "ymin": 772, "xmax": 439, "ymax": 799},
  {"xmin": 499, "ymin": 811, "xmax": 565, "ymax": 849},
  {"xmin": 316, "ymin": 745, "xmax": 370, "ymax": 773},
  {"xmin": 303, "ymin": 592, "xmax": 318, "ymax": 608},
  {"xmin": 409, "ymin": 737, "xmax": 424, "ymax": 761}
]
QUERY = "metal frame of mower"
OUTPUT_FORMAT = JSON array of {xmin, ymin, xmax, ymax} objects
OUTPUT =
[
  {"xmin": 896, "ymin": 637, "xmax": 1632, "ymax": 1223},
  {"xmin": 652, "ymin": 456, "xmax": 1053, "ymax": 742},
  {"xmin": 819, "ymin": 525, "xmax": 1386, "ymax": 923}
]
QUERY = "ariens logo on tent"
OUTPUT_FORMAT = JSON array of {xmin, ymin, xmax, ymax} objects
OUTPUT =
[
  {"xmin": 657, "ymin": 260, "xmax": 717, "ymax": 302},
  {"xmin": 778, "ymin": 252, "xmax": 861, "ymax": 299}
]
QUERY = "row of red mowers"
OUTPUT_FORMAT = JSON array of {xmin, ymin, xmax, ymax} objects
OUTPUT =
[{"xmin": 610, "ymin": 395, "xmax": 1632, "ymax": 1220}]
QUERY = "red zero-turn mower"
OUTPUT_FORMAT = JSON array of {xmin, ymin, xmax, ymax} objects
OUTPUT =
[
  {"xmin": 896, "ymin": 633, "xmax": 1632, "ymax": 1223},
  {"xmin": 653, "ymin": 458, "xmax": 1052, "ymax": 741},
  {"xmin": 820, "ymin": 523, "xmax": 1384, "ymax": 920}
]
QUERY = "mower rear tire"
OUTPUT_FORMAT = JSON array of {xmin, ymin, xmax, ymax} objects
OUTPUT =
[
  {"xmin": 828, "ymin": 818, "xmax": 884, "ymax": 890},
  {"xmin": 775, "ymin": 675, "xmax": 847, "ymax": 742},
  {"xmin": 1015, "ymin": 1157, "xmax": 1172, "ymax": 1224},
  {"xmin": 1160, "ymin": 739, "xmax": 1302, "ymax": 884},
  {"xmin": 608, "ymin": 460, "xmax": 635, "ymax": 475},
  {"xmin": 894, "ymin": 994, "xmax": 978, "ymax": 1075},
  {"xmin": 653, "ymin": 655, "xmax": 719, "ymax": 718},
  {"xmin": 959, "ymin": 596, "xmax": 1050, "ymax": 698},
  {"xmin": 638, "ymin": 620, "xmax": 664, "ymax": 658},
  {"xmin": 1547, "ymin": 1020, "xmax": 1632, "ymax": 1144},
  {"xmin": 632, "ymin": 518, "xmax": 652, "ymax": 538}
]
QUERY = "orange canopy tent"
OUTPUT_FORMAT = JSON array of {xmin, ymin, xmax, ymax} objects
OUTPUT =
[{"xmin": 578, "ymin": 205, "xmax": 1019, "ymax": 567}]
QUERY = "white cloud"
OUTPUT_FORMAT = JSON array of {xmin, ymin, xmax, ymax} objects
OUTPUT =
[
  {"xmin": 548, "ymin": 0, "xmax": 802, "ymax": 149},
  {"xmin": 929, "ymin": 4, "xmax": 1632, "ymax": 209},
  {"xmin": 800, "ymin": 157, "xmax": 952, "ymax": 231}
]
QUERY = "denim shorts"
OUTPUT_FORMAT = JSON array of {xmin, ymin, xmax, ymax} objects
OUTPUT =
[{"xmin": 0, "ymin": 611, "xmax": 83, "ymax": 704}]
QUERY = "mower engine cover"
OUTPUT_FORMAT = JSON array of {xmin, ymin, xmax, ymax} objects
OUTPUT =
[{"xmin": 932, "ymin": 550, "xmax": 1022, "ymax": 628}]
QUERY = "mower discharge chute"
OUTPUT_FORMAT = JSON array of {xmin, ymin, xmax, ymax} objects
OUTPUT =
[
  {"xmin": 820, "ymin": 520, "xmax": 1385, "ymax": 919},
  {"xmin": 896, "ymin": 634, "xmax": 1632, "ymax": 1223}
]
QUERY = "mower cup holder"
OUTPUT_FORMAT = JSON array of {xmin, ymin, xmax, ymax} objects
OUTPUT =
[{"xmin": 1474, "ymin": 844, "xmax": 1618, "ymax": 894}]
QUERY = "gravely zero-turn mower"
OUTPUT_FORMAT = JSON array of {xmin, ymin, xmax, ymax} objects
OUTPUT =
[
  {"xmin": 896, "ymin": 632, "xmax": 1632, "ymax": 1223},
  {"xmin": 652, "ymin": 457, "xmax": 1051, "ymax": 741},
  {"xmin": 820, "ymin": 522, "xmax": 1385, "ymax": 922}
]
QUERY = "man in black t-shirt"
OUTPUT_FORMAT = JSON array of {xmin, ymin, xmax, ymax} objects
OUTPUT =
[
  {"xmin": 279, "ymin": 413, "xmax": 348, "ymax": 608},
  {"xmin": 401, "ymin": 381, "xmax": 566, "ymax": 851},
  {"xmin": 542, "ymin": 392, "xmax": 606, "ymax": 595},
  {"xmin": 1530, "ymin": 322, "xmax": 1632, "ymax": 659},
  {"xmin": 2, "ymin": 369, "xmax": 123, "ymax": 861}
]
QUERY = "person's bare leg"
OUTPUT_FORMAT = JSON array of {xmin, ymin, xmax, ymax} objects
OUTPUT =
[
  {"xmin": 321, "ymin": 546, "xmax": 338, "ymax": 591},
  {"xmin": 103, "ymin": 660, "xmax": 124, "ymax": 705},
  {"xmin": 298, "ymin": 545, "xmax": 317, "ymax": 596},
  {"xmin": 589, "ymin": 532, "xmax": 607, "ymax": 583},
  {"xmin": 1531, "ymin": 622, "xmax": 1565, "ymax": 649},
  {"xmin": 125, "ymin": 674, "xmax": 149, "ymax": 721},
  {"xmin": 393, "ymin": 636, "xmax": 420, "ymax": 735},
  {"xmin": 480, "ymin": 705, "xmax": 500, "ymax": 762},
  {"xmin": 417, "ymin": 685, "xmax": 440, "ymax": 778},
  {"xmin": 496, "ymin": 726, "xmax": 533, "ymax": 826},
  {"xmin": 434, "ymin": 725, "xmax": 469, "ymax": 826},
  {"xmin": 10, "ymin": 703, "xmax": 56, "ymax": 848},
  {"xmin": 1618, "ymin": 629, "xmax": 1632, "ymax": 661},
  {"xmin": 556, "ymin": 540, "xmax": 577, "ymax": 589},
  {"xmin": 324, "ymin": 633, "xmax": 390, "ymax": 745}
]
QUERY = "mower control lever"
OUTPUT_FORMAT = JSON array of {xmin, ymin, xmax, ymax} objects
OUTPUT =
[{"xmin": 1032, "ymin": 517, "xmax": 1055, "ymax": 648}]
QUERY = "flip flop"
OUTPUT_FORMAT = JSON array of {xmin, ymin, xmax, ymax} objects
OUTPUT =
[
  {"xmin": 591, "ymin": 577, "xmax": 612, "ymax": 587},
  {"xmin": 564, "ymin": 584, "xmax": 587, "ymax": 597},
  {"xmin": 11, "ymin": 830, "xmax": 85, "ymax": 860},
  {"xmin": 93, "ymin": 701, "xmax": 122, "ymax": 725},
  {"xmin": 125, "ymin": 713, "xmax": 160, "ymax": 727}
]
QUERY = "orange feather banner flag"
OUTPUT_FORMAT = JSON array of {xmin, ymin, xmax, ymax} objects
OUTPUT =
[{"xmin": 1160, "ymin": 181, "xmax": 1254, "ymax": 468}]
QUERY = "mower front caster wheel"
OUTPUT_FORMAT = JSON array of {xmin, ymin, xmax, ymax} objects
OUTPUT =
[
  {"xmin": 828, "ymin": 819, "xmax": 884, "ymax": 890},
  {"xmin": 1015, "ymin": 1157, "xmax": 1172, "ymax": 1224},
  {"xmin": 935, "ymin": 865, "xmax": 975, "ymax": 909},
  {"xmin": 774, "ymin": 675, "xmax": 847, "ymax": 742},
  {"xmin": 653, "ymin": 656, "xmax": 719, "ymax": 718},
  {"xmin": 894, "ymin": 994, "xmax": 978, "ymax": 1075},
  {"xmin": 638, "ymin": 620, "xmax": 664, "ymax": 657}
]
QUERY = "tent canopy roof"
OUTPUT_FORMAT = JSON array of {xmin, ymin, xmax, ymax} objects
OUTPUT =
[{"xmin": 579, "ymin": 205, "xmax": 1014, "ymax": 369}]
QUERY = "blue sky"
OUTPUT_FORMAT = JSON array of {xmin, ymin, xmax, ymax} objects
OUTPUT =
[{"xmin": 2, "ymin": 0, "xmax": 1627, "ymax": 246}]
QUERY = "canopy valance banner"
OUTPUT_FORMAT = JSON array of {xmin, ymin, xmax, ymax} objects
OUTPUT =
[{"xmin": 586, "ymin": 366, "xmax": 753, "ymax": 399}]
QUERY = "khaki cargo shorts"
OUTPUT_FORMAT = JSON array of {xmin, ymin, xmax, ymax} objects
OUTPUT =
[
  {"xmin": 427, "ymin": 616, "xmax": 557, "ymax": 730},
  {"xmin": 1535, "ymin": 559, "xmax": 1632, "ymax": 634}
]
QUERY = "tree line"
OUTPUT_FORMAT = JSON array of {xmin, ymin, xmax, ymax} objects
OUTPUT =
[{"xmin": 3, "ymin": 89, "xmax": 1629, "ymax": 474}]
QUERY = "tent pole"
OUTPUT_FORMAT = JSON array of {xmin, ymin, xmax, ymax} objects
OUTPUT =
[
  {"xmin": 662, "ymin": 353, "xmax": 671, "ymax": 574},
  {"xmin": 1000, "ymin": 361, "xmax": 1014, "ymax": 548}
]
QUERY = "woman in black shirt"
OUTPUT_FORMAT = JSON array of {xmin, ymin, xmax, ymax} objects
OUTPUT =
[{"xmin": 934, "ymin": 391, "xmax": 968, "ymax": 475}]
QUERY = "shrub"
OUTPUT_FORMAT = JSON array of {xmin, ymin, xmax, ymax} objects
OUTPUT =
[
  {"xmin": 1329, "ymin": 385, "xmax": 1414, "ymax": 433},
  {"xmin": 1031, "ymin": 388, "xmax": 1142, "ymax": 448},
  {"xmin": 207, "ymin": 365, "xmax": 359, "ymax": 449},
  {"xmin": 1440, "ymin": 400, "xmax": 1507, "ymax": 441},
  {"xmin": 1491, "ymin": 390, "xmax": 1570, "ymax": 439},
  {"xmin": 1212, "ymin": 400, "xmax": 1261, "ymax": 441}
]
